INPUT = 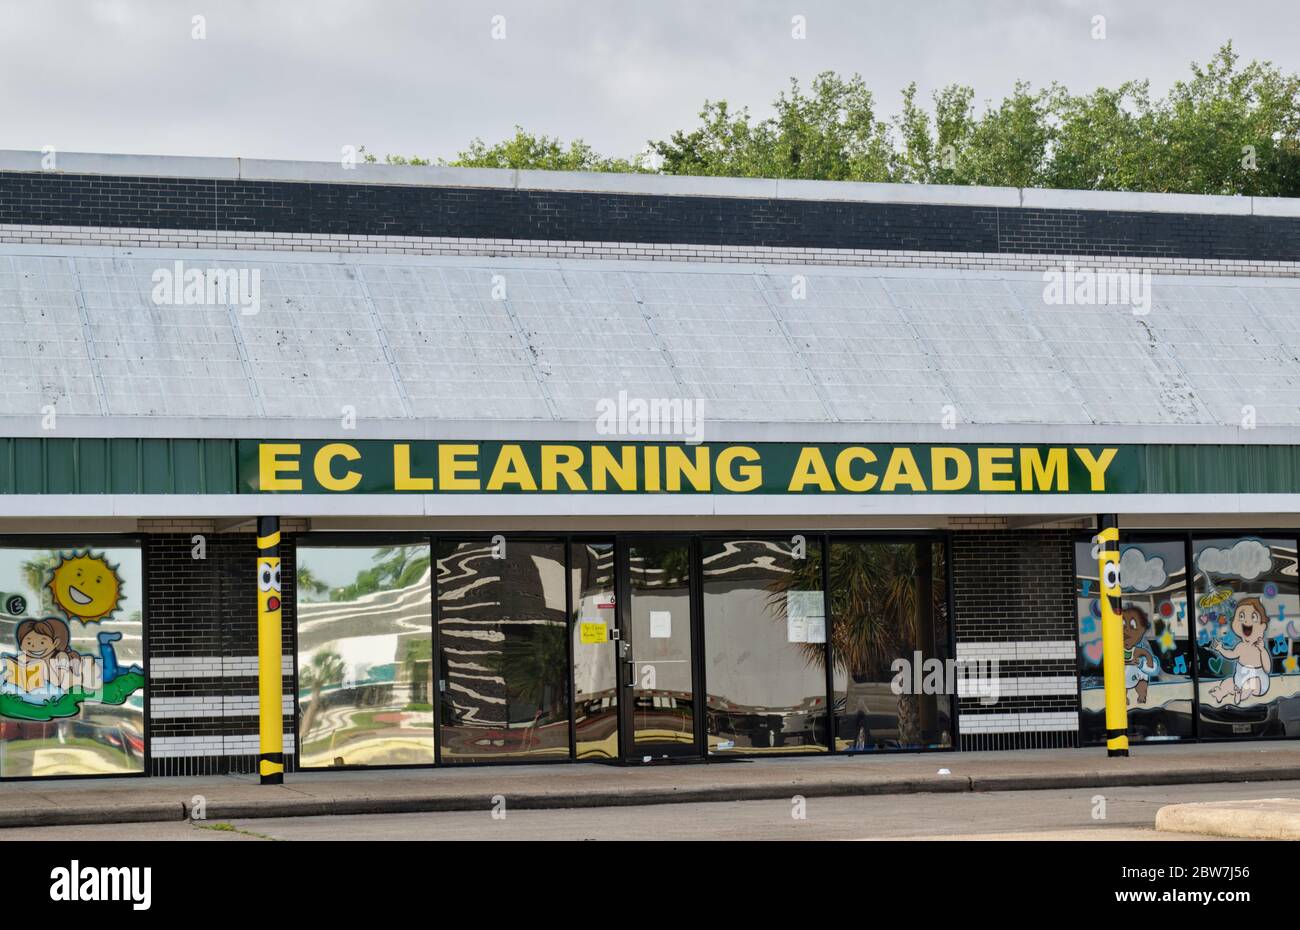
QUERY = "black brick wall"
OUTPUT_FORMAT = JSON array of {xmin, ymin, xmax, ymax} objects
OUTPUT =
[
  {"xmin": 3, "ymin": 171, "xmax": 1298, "ymax": 260},
  {"xmin": 952, "ymin": 530, "xmax": 1080, "ymax": 750},
  {"xmin": 145, "ymin": 532, "xmax": 295, "ymax": 776}
]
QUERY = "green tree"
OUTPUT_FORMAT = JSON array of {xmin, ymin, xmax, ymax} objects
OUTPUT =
[
  {"xmin": 651, "ymin": 73, "xmax": 894, "ymax": 181},
  {"xmin": 364, "ymin": 130, "xmax": 651, "ymax": 173},
  {"xmin": 447, "ymin": 126, "xmax": 652, "ymax": 173},
  {"xmin": 364, "ymin": 43, "xmax": 1300, "ymax": 197}
]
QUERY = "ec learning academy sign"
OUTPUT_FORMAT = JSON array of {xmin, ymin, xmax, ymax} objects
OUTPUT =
[{"xmin": 238, "ymin": 442, "xmax": 1138, "ymax": 495}]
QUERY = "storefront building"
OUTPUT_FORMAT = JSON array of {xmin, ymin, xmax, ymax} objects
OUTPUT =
[{"xmin": 0, "ymin": 151, "xmax": 1298, "ymax": 778}]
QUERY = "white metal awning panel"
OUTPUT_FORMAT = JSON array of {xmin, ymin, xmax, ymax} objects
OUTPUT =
[{"xmin": 1, "ymin": 245, "xmax": 1298, "ymax": 440}]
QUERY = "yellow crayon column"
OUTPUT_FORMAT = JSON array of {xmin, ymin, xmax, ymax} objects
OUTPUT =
[
  {"xmin": 257, "ymin": 516, "xmax": 285, "ymax": 784},
  {"xmin": 1096, "ymin": 516, "xmax": 1128, "ymax": 757}
]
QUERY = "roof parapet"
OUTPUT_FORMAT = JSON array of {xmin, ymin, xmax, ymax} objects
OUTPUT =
[{"xmin": 0, "ymin": 149, "xmax": 1297, "ymax": 216}]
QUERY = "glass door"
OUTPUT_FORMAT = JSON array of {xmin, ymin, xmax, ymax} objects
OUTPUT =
[
  {"xmin": 570, "ymin": 539, "xmax": 619, "ymax": 759},
  {"xmin": 618, "ymin": 537, "xmax": 701, "ymax": 761}
]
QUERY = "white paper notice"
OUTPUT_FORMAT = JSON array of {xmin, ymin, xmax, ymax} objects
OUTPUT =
[
  {"xmin": 649, "ymin": 611, "xmax": 672, "ymax": 639},
  {"xmin": 805, "ymin": 617, "xmax": 826, "ymax": 643},
  {"xmin": 787, "ymin": 591, "xmax": 826, "ymax": 643},
  {"xmin": 787, "ymin": 615, "xmax": 808, "ymax": 643}
]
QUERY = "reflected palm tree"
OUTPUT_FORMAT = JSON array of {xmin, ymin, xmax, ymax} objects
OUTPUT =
[
  {"xmin": 295, "ymin": 566, "xmax": 329, "ymax": 600},
  {"xmin": 496, "ymin": 624, "xmax": 569, "ymax": 726},
  {"xmin": 299, "ymin": 649, "xmax": 345, "ymax": 741},
  {"xmin": 330, "ymin": 545, "xmax": 431, "ymax": 602},
  {"xmin": 21, "ymin": 554, "xmax": 60, "ymax": 614},
  {"xmin": 769, "ymin": 542, "xmax": 946, "ymax": 746}
]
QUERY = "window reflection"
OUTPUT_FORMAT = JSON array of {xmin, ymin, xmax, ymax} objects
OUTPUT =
[
  {"xmin": 702, "ymin": 538, "xmax": 828, "ymax": 754},
  {"xmin": 571, "ymin": 541, "xmax": 617, "ymax": 759},
  {"xmin": 830, "ymin": 541, "xmax": 951, "ymax": 751},
  {"xmin": 0, "ymin": 545, "xmax": 144, "ymax": 778},
  {"xmin": 437, "ymin": 539, "xmax": 571, "ymax": 762},
  {"xmin": 295, "ymin": 544, "xmax": 434, "ymax": 767}
]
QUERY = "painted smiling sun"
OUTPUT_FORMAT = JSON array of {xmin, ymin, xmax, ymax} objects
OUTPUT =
[{"xmin": 47, "ymin": 552, "xmax": 123, "ymax": 623}]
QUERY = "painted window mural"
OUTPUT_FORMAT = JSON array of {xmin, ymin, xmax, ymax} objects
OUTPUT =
[
  {"xmin": 1193, "ymin": 537, "xmax": 1300, "ymax": 738},
  {"xmin": 1076, "ymin": 538, "xmax": 1194, "ymax": 744},
  {"xmin": 0, "ymin": 545, "xmax": 144, "ymax": 777}
]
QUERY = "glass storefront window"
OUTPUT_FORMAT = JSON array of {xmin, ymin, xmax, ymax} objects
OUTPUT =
[
  {"xmin": 702, "ymin": 538, "xmax": 828, "ymax": 754},
  {"xmin": 830, "ymin": 540, "xmax": 951, "ymax": 751},
  {"xmin": 626, "ymin": 538, "xmax": 697, "ymax": 756},
  {"xmin": 1193, "ymin": 536, "xmax": 1300, "ymax": 739},
  {"xmin": 1075, "ymin": 538, "xmax": 1195, "ymax": 744},
  {"xmin": 571, "ymin": 540, "xmax": 617, "ymax": 759},
  {"xmin": 437, "ymin": 538, "xmax": 571, "ymax": 762},
  {"xmin": 0, "ymin": 544, "xmax": 144, "ymax": 777},
  {"xmin": 295, "ymin": 544, "xmax": 435, "ymax": 767}
]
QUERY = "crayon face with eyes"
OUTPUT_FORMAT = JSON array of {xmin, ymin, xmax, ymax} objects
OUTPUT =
[
  {"xmin": 258, "ymin": 558, "xmax": 282, "ymax": 614},
  {"xmin": 1100, "ymin": 550, "xmax": 1121, "ymax": 601}
]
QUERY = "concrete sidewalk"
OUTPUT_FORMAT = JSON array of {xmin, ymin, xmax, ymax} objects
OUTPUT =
[{"xmin": 3, "ymin": 742, "xmax": 1299, "ymax": 828}]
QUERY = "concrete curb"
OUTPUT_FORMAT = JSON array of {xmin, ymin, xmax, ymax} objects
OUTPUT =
[
  {"xmin": 0, "ymin": 804, "xmax": 185, "ymax": 828},
  {"xmin": 1156, "ymin": 799, "xmax": 1300, "ymax": 840},
  {"xmin": 4, "ymin": 764, "xmax": 1296, "ymax": 828}
]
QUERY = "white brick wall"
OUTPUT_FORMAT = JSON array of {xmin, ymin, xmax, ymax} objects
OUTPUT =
[
  {"xmin": 149, "ymin": 655, "xmax": 294, "ymax": 679},
  {"xmin": 150, "ymin": 733, "xmax": 296, "ymax": 758},
  {"xmin": 2, "ymin": 223, "xmax": 1296, "ymax": 278},
  {"xmin": 957, "ymin": 675, "xmax": 1077, "ymax": 698},
  {"xmin": 150, "ymin": 694, "xmax": 294, "ymax": 718},
  {"xmin": 958, "ymin": 712, "xmax": 1079, "ymax": 733},
  {"xmin": 955, "ymin": 640, "xmax": 1076, "ymax": 662}
]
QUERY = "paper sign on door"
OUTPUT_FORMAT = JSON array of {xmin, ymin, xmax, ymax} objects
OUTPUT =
[
  {"xmin": 579, "ymin": 621, "xmax": 607, "ymax": 644},
  {"xmin": 649, "ymin": 611, "xmax": 672, "ymax": 639}
]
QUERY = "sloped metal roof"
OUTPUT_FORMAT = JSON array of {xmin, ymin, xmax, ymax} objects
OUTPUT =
[{"xmin": 2, "ymin": 244, "xmax": 1299, "ymax": 442}]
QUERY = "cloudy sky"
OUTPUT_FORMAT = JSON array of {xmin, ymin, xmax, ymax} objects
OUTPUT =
[{"xmin": 1, "ymin": 0, "xmax": 1296, "ymax": 163}]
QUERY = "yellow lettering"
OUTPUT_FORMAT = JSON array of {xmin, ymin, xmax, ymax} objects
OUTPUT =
[
  {"xmin": 643, "ymin": 446, "xmax": 661, "ymax": 492},
  {"xmin": 259, "ymin": 443, "xmax": 302, "ymax": 491},
  {"xmin": 393, "ymin": 443, "xmax": 434, "ymax": 491},
  {"xmin": 1020, "ymin": 447, "xmax": 1069, "ymax": 492},
  {"xmin": 591, "ymin": 445, "xmax": 637, "ymax": 492},
  {"xmin": 1074, "ymin": 447, "xmax": 1118, "ymax": 492},
  {"xmin": 665, "ymin": 446, "xmax": 711, "ymax": 492},
  {"xmin": 486, "ymin": 444, "xmax": 537, "ymax": 491},
  {"xmin": 313, "ymin": 443, "xmax": 361, "ymax": 492},
  {"xmin": 881, "ymin": 448, "xmax": 926, "ymax": 492},
  {"xmin": 977, "ymin": 447, "xmax": 1016, "ymax": 492},
  {"xmin": 541, "ymin": 445, "xmax": 587, "ymax": 491},
  {"xmin": 787, "ymin": 448, "xmax": 834, "ymax": 492},
  {"xmin": 715, "ymin": 446, "xmax": 762, "ymax": 492},
  {"xmin": 834, "ymin": 447, "xmax": 878, "ymax": 492},
  {"xmin": 930, "ymin": 447, "xmax": 971, "ymax": 491},
  {"xmin": 438, "ymin": 444, "xmax": 480, "ymax": 491}
]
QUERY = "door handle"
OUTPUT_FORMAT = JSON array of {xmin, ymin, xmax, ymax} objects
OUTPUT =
[{"xmin": 620, "ymin": 642, "xmax": 636, "ymax": 688}]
